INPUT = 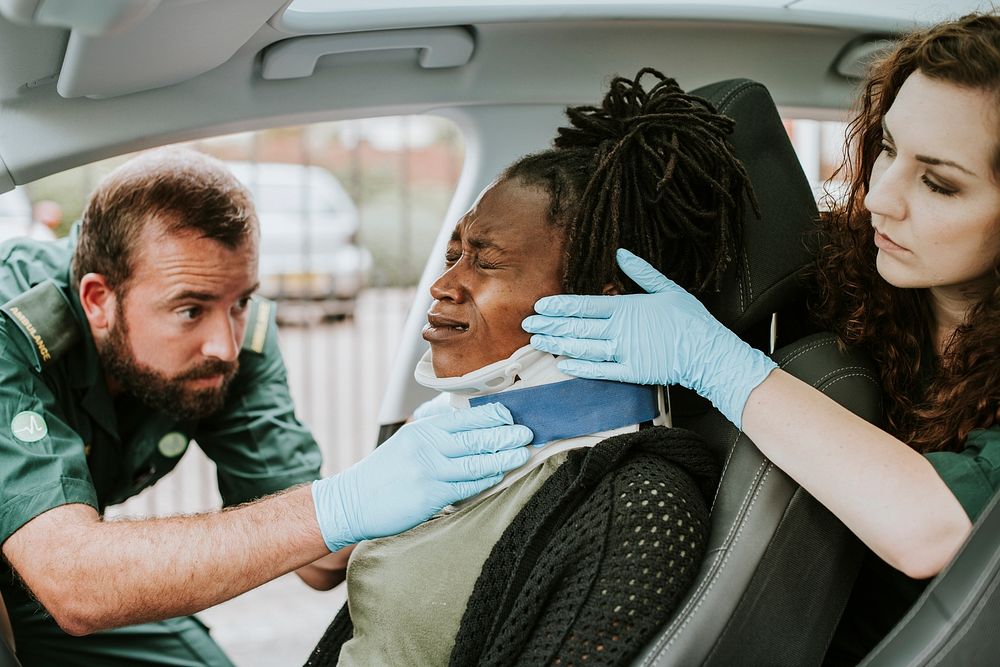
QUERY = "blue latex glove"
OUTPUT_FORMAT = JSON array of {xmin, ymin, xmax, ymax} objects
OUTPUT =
[
  {"xmin": 522, "ymin": 248, "xmax": 777, "ymax": 429},
  {"xmin": 411, "ymin": 392, "xmax": 453, "ymax": 420},
  {"xmin": 311, "ymin": 403, "xmax": 533, "ymax": 551}
]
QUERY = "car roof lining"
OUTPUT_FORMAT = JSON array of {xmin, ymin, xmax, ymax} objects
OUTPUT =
[
  {"xmin": 0, "ymin": 0, "xmax": 987, "ymax": 185},
  {"xmin": 0, "ymin": 15, "xmax": 866, "ymax": 185}
]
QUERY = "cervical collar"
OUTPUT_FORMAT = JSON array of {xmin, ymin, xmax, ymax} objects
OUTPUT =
[
  {"xmin": 413, "ymin": 345, "xmax": 551, "ymax": 396},
  {"xmin": 415, "ymin": 345, "xmax": 665, "ymax": 504}
]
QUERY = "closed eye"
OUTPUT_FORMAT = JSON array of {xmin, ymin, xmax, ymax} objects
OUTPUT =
[{"xmin": 921, "ymin": 174, "xmax": 957, "ymax": 196}]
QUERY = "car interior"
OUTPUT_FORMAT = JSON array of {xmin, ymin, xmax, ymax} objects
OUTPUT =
[{"xmin": 1, "ymin": 2, "xmax": 999, "ymax": 665}]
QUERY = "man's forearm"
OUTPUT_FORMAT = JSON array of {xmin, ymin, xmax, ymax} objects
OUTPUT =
[{"xmin": 5, "ymin": 484, "xmax": 328, "ymax": 635}]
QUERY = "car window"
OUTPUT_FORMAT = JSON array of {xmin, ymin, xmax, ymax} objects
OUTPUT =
[
  {"xmin": 783, "ymin": 117, "xmax": 851, "ymax": 206},
  {"xmin": 0, "ymin": 188, "xmax": 30, "ymax": 219}
]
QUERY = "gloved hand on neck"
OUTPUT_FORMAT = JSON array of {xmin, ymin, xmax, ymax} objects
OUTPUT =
[
  {"xmin": 522, "ymin": 248, "xmax": 777, "ymax": 430},
  {"xmin": 311, "ymin": 402, "xmax": 533, "ymax": 552}
]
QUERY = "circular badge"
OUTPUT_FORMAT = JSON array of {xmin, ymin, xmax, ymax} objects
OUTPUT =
[
  {"xmin": 11, "ymin": 411, "xmax": 48, "ymax": 443},
  {"xmin": 157, "ymin": 432, "xmax": 189, "ymax": 458}
]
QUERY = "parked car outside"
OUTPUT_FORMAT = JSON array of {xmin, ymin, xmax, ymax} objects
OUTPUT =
[
  {"xmin": 0, "ymin": 187, "xmax": 58, "ymax": 244},
  {"xmin": 225, "ymin": 161, "xmax": 372, "ymax": 318}
]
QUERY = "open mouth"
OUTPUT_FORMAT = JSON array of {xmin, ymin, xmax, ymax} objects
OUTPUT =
[{"xmin": 423, "ymin": 312, "xmax": 471, "ymax": 340}]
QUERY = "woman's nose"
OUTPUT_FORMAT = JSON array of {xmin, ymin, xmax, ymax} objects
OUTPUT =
[
  {"xmin": 864, "ymin": 159, "xmax": 907, "ymax": 222},
  {"xmin": 429, "ymin": 263, "xmax": 467, "ymax": 303}
]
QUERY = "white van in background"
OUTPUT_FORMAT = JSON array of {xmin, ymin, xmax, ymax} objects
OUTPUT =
[
  {"xmin": 226, "ymin": 162, "xmax": 372, "ymax": 318},
  {"xmin": 0, "ymin": 188, "xmax": 58, "ymax": 245}
]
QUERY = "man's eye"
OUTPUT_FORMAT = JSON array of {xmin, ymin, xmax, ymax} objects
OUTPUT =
[
  {"xmin": 179, "ymin": 306, "xmax": 202, "ymax": 320},
  {"xmin": 475, "ymin": 258, "xmax": 499, "ymax": 270},
  {"xmin": 444, "ymin": 251, "xmax": 461, "ymax": 267},
  {"xmin": 234, "ymin": 297, "xmax": 252, "ymax": 312}
]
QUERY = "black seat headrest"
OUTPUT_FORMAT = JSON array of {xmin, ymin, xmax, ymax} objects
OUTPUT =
[{"xmin": 688, "ymin": 79, "xmax": 818, "ymax": 343}]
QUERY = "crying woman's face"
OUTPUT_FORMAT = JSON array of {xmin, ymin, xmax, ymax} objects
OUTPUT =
[{"xmin": 422, "ymin": 178, "xmax": 566, "ymax": 378}]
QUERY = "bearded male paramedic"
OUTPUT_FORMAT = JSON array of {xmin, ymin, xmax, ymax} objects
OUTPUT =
[{"xmin": 0, "ymin": 149, "xmax": 533, "ymax": 667}]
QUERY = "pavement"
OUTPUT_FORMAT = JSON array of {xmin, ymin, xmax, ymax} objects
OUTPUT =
[{"xmin": 197, "ymin": 575, "xmax": 346, "ymax": 666}]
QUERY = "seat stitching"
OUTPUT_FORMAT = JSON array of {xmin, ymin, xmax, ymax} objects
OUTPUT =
[
  {"xmin": 776, "ymin": 337, "xmax": 836, "ymax": 366},
  {"xmin": 654, "ymin": 465, "xmax": 774, "ymax": 656},
  {"xmin": 713, "ymin": 80, "xmax": 759, "ymax": 315},
  {"xmin": 821, "ymin": 373, "xmax": 881, "ymax": 393},
  {"xmin": 643, "ymin": 463, "xmax": 774, "ymax": 662},
  {"xmin": 812, "ymin": 366, "xmax": 874, "ymax": 387},
  {"xmin": 714, "ymin": 81, "xmax": 757, "ymax": 110},
  {"xmin": 645, "ymin": 373, "xmax": 878, "ymax": 662},
  {"xmin": 709, "ymin": 430, "xmax": 743, "ymax": 512},
  {"xmin": 651, "ymin": 459, "xmax": 768, "ymax": 645},
  {"xmin": 742, "ymin": 242, "xmax": 752, "ymax": 306}
]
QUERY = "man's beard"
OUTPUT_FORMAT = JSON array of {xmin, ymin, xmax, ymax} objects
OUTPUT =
[{"xmin": 97, "ymin": 303, "xmax": 239, "ymax": 421}]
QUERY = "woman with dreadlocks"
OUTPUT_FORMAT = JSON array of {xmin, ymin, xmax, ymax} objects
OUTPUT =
[
  {"xmin": 305, "ymin": 68, "xmax": 749, "ymax": 666},
  {"xmin": 526, "ymin": 12, "xmax": 1000, "ymax": 662}
]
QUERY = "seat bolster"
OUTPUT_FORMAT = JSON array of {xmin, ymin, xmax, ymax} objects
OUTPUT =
[
  {"xmin": 633, "ymin": 333, "xmax": 880, "ymax": 666},
  {"xmin": 0, "ymin": 590, "xmax": 18, "ymax": 667}
]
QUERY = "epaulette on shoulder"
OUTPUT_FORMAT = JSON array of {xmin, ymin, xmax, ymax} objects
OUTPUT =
[
  {"xmin": 241, "ymin": 296, "xmax": 276, "ymax": 355},
  {"xmin": 1, "ymin": 279, "xmax": 81, "ymax": 371}
]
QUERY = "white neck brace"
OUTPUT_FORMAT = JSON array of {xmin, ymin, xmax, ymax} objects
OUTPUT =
[
  {"xmin": 413, "ymin": 345, "xmax": 554, "ymax": 396},
  {"xmin": 412, "ymin": 343, "xmax": 668, "ymax": 507}
]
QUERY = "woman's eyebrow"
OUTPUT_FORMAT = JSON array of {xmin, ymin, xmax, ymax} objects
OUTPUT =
[
  {"xmin": 882, "ymin": 118, "xmax": 977, "ymax": 177},
  {"xmin": 452, "ymin": 227, "xmax": 505, "ymax": 252},
  {"xmin": 467, "ymin": 236, "xmax": 504, "ymax": 252}
]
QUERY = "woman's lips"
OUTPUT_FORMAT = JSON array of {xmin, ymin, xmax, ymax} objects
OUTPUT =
[
  {"xmin": 423, "ymin": 313, "xmax": 470, "ymax": 342},
  {"xmin": 874, "ymin": 229, "xmax": 908, "ymax": 252}
]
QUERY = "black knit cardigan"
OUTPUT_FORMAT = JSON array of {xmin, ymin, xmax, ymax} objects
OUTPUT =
[{"xmin": 305, "ymin": 426, "xmax": 719, "ymax": 667}]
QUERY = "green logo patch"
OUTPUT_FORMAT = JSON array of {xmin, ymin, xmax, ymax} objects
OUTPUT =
[
  {"xmin": 11, "ymin": 411, "xmax": 48, "ymax": 442},
  {"xmin": 158, "ymin": 432, "xmax": 189, "ymax": 458}
]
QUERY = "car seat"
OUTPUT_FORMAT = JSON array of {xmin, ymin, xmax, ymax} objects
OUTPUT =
[
  {"xmin": 631, "ymin": 79, "xmax": 883, "ymax": 666},
  {"xmin": 0, "ymin": 592, "xmax": 19, "ymax": 667},
  {"xmin": 859, "ymin": 487, "xmax": 1000, "ymax": 666}
]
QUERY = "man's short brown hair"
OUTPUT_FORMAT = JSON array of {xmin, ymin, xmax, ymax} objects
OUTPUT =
[{"xmin": 72, "ymin": 148, "xmax": 258, "ymax": 291}]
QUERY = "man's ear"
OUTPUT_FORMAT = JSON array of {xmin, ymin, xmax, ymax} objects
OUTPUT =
[
  {"xmin": 78, "ymin": 273, "xmax": 117, "ymax": 338},
  {"xmin": 601, "ymin": 281, "xmax": 623, "ymax": 296}
]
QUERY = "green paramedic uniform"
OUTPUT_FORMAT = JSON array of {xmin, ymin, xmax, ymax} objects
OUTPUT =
[
  {"xmin": 825, "ymin": 424, "xmax": 1000, "ymax": 665},
  {"xmin": 0, "ymin": 228, "xmax": 323, "ymax": 667}
]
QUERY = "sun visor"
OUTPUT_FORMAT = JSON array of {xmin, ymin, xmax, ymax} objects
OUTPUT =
[
  {"xmin": 0, "ymin": 0, "xmax": 157, "ymax": 35},
  {"xmin": 46, "ymin": 0, "xmax": 285, "ymax": 98}
]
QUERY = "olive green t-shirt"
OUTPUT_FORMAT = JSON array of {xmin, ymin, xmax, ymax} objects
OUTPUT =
[
  {"xmin": 338, "ymin": 452, "xmax": 569, "ymax": 666},
  {"xmin": 0, "ymin": 230, "xmax": 322, "ymax": 601}
]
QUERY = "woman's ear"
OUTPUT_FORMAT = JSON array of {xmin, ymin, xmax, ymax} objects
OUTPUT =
[
  {"xmin": 601, "ymin": 281, "xmax": 623, "ymax": 296},
  {"xmin": 78, "ymin": 273, "xmax": 117, "ymax": 339}
]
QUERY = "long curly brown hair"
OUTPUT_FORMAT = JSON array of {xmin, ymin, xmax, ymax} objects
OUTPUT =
[{"xmin": 813, "ymin": 12, "xmax": 1000, "ymax": 453}]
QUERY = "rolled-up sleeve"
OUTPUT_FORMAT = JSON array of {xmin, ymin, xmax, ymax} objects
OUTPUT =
[{"xmin": 926, "ymin": 426, "xmax": 1000, "ymax": 522}]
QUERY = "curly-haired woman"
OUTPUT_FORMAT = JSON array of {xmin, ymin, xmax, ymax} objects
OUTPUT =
[{"xmin": 526, "ymin": 12, "xmax": 1000, "ymax": 662}]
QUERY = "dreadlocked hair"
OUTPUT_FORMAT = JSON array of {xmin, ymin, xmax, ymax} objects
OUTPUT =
[{"xmin": 502, "ymin": 67, "xmax": 758, "ymax": 296}]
